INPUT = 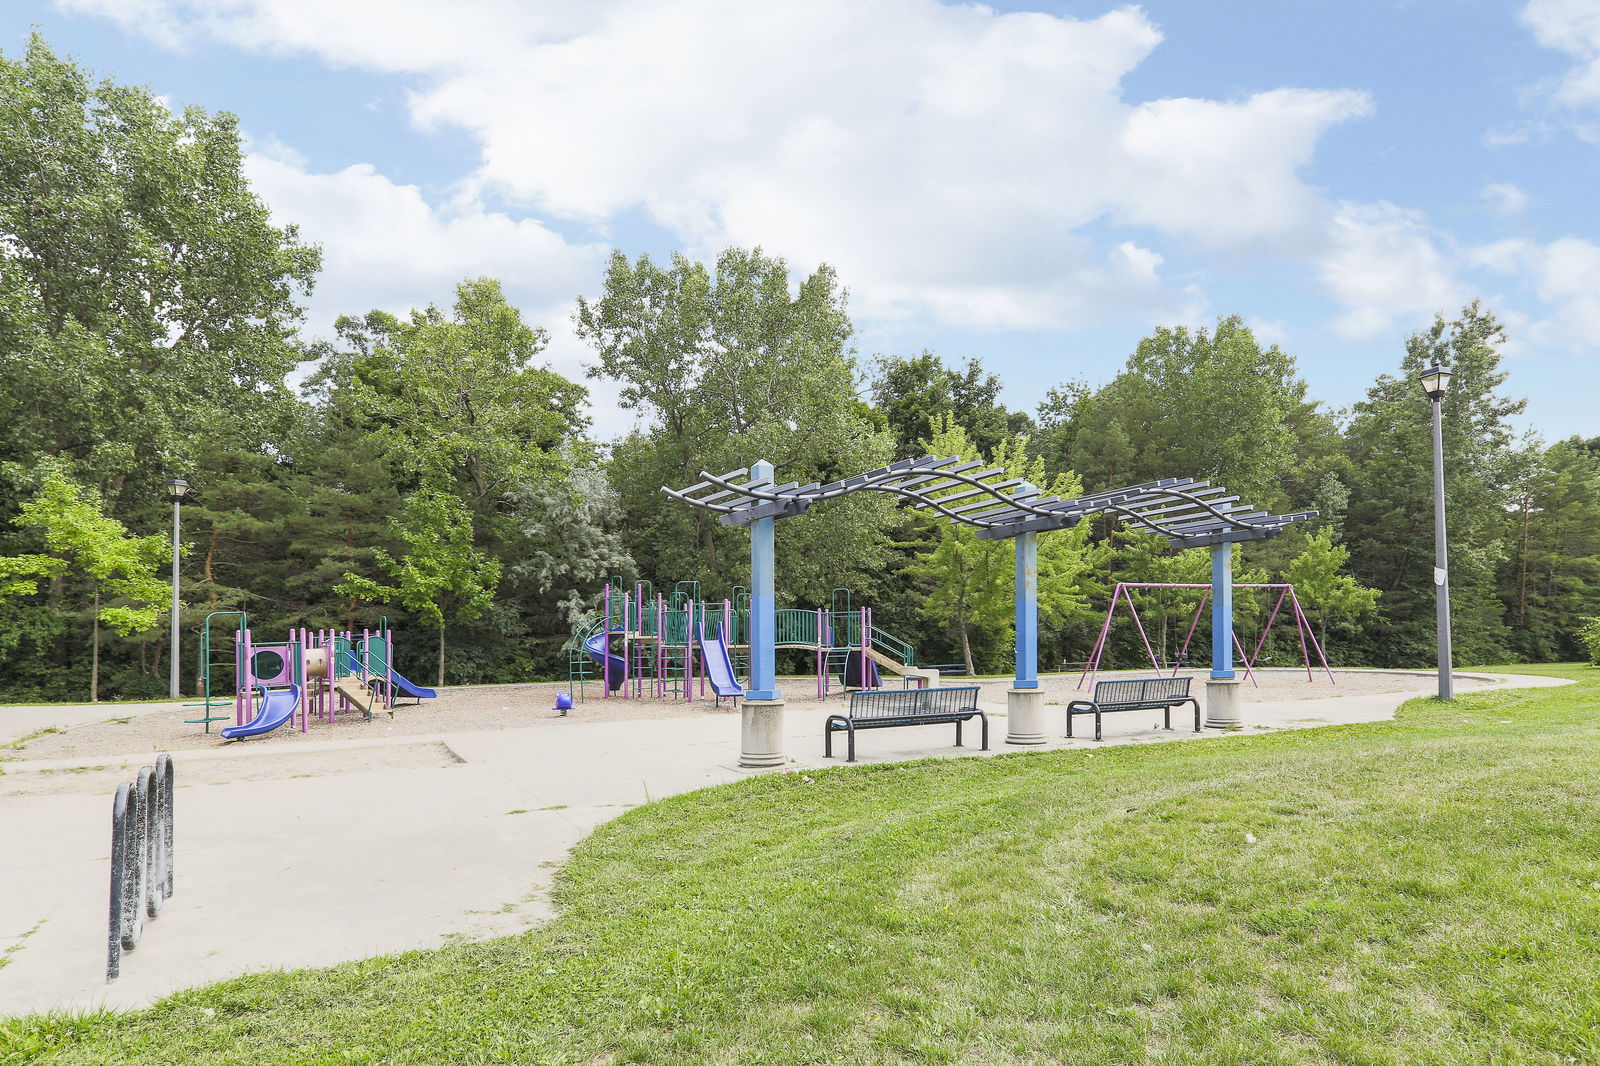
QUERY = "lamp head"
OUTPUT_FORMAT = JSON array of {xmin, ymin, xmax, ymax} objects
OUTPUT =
[
  {"xmin": 167, "ymin": 477, "xmax": 190, "ymax": 501},
  {"xmin": 1418, "ymin": 364, "xmax": 1452, "ymax": 402}
]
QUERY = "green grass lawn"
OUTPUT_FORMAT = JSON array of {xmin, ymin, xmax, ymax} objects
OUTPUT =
[{"xmin": 7, "ymin": 667, "xmax": 1600, "ymax": 1064}]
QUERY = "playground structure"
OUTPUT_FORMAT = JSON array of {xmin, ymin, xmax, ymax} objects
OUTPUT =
[
  {"xmin": 186, "ymin": 612, "xmax": 437, "ymax": 739},
  {"xmin": 1078, "ymin": 582, "xmax": 1335, "ymax": 689},
  {"xmin": 566, "ymin": 583, "xmax": 935, "ymax": 704}
]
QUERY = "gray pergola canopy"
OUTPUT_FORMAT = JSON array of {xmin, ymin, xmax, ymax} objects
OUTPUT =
[{"xmin": 661, "ymin": 456, "xmax": 1316, "ymax": 547}]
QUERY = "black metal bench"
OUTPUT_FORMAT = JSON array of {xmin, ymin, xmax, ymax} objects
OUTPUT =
[
  {"xmin": 825, "ymin": 685, "xmax": 986, "ymax": 762},
  {"xmin": 1066, "ymin": 677, "xmax": 1201, "ymax": 741}
]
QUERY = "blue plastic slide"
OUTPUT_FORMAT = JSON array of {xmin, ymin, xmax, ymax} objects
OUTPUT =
[
  {"xmin": 696, "ymin": 622, "xmax": 745, "ymax": 702},
  {"xmin": 341, "ymin": 650, "xmax": 436, "ymax": 701},
  {"xmin": 221, "ymin": 684, "xmax": 301, "ymax": 740},
  {"xmin": 387, "ymin": 668, "xmax": 437, "ymax": 701},
  {"xmin": 584, "ymin": 628, "xmax": 626, "ymax": 691}
]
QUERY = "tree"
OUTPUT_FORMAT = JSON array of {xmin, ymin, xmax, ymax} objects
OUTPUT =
[
  {"xmin": 11, "ymin": 468, "xmax": 171, "ymax": 700},
  {"xmin": 0, "ymin": 35, "xmax": 320, "ymax": 504},
  {"xmin": 1283, "ymin": 528, "xmax": 1381, "ymax": 654},
  {"xmin": 1577, "ymin": 617, "xmax": 1600, "ymax": 666},
  {"xmin": 505, "ymin": 463, "xmax": 637, "ymax": 674},
  {"xmin": 337, "ymin": 490, "xmax": 501, "ymax": 686},
  {"xmin": 324, "ymin": 279, "xmax": 585, "ymax": 508},
  {"xmin": 577, "ymin": 247, "xmax": 896, "ymax": 605},
  {"xmin": 871, "ymin": 352, "xmax": 1029, "ymax": 460},
  {"xmin": 1500, "ymin": 437, "xmax": 1600, "ymax": 660},
  {"xmin": 1037, "ymin": 317, "xmax": 1335, "ymax": 509},
  {"xmin": 1343, "ymin": 301, "xmax": 1527, "ymax": 666},
  {"xmin": 902, "ymin": 416, "xmax": 1094, "ymax": 675}
]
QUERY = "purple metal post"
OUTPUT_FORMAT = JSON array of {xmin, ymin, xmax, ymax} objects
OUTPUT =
[
  {"xmin": 601, "ymin": 584, "xmax": 611, "ymax": 700},
  {"xmin": 238, "ymin": 628, "xmax": 253, "ymax": 726}
]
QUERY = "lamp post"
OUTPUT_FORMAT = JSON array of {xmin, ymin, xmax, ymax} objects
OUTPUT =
[
  {"xmin": 1418, "ymin": 365, "xmax": 1453, "ymax": 700},
  {"xmin": 167, "ymin": 478, "xmax": 190, "ymax": 699}
]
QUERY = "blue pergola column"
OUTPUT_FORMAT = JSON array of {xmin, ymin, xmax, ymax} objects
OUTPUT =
[
  {"xmin": 1210, "ymin": 542, "xmax": 1234, "ymax": 680},
  {"xmin": 747, "ymin": 460, "xmax": 779, "ymax": 702},
  {"xmin": 739, "ymin": 459, "xmax": 785, "ymax": 766},
  {"xmin": 1014, "ymin": 531, "xmax": 1038, "ymax": 689},
  {"xmin": 1205, "ymin": 539, "xmax": 1243, "ymax": 728},
  {"xmin": 1006, "ymin": 514, "xmax": 1046, "ymax": 745}
]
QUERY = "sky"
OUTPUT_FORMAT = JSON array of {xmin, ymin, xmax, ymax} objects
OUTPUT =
[{"xmin": 7, "ymin": 0, "xmax": 1599, "ymax": 443}]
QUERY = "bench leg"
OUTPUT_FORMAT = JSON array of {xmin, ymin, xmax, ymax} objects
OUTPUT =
[
  {"xmin": 1164, "ymin": 707, "xmax": 1171, "ymax": 730},
  {"xmin": 1095, "ymin": 709, "xmax": 1102, "ymax": 742},
  {"xmin": 848, "ymin": 726, "xmax": 856, "ymax": 763},
  {"xmin": 1066, "ymin": 710, "xmax": 1074, "ymax": 739},
  {"xmin": 1194, "ymin": 701, "xmax": 1202, "ymax": 733},
  {"xmin": 825, "ymin": 726, "xmax": 833, "ymax": 759},
  {"xmin": 955, "ymin": 718, "xmax": 963, "ymax": 748},
  {"xmin": 980, "ymin": 714, "xmax": 988, "ymax": 751}
]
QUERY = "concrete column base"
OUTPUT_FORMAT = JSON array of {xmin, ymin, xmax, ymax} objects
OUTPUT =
[
  {"xmin": 1205, "ymin": 678, "xmax": 1243, "ymax": 730},
  {"xmin": 1006, "ymin": 687, "xmax": 1047, "ymax": 745},
  {"xmin": 739, "ymin": 698, "xmax": 786, "ymax": 767}
]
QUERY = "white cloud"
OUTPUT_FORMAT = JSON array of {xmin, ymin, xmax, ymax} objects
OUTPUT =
[
  {"xmin": 64, "ymin": 0, "xmax": 1391, "ymax": 335},
  {"xmin": 1466, "ymin": 234, "xmax": 1600, "ymax": 353},
  {"xmin": 1522, "ymin": 0, "xmax": 1600, "ymax": 107},
  {"xmin": 1481, "ymin": 182, "xmax": 1531, "ymax": 216},
  {"xmin": 240, "ymin": 149, "xmax": 633, "ymax": 434},
  {"xmin": 1529, "ymin": 236, "xmax": 1600, "ymax": 345},
  {"xmin": 1319, "ymin": 203, "xmax": 1463, "ymax": 340}
]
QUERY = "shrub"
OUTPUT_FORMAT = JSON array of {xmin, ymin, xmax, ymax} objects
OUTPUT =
[{"xmin": 1577, "ymin": 617, "xmax": 1600, "ymax": 666}]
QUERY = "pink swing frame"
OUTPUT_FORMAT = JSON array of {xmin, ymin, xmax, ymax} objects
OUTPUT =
[{"xmin": 1078, "ymin": 582, "xmax": 1334, "ymax": 690}]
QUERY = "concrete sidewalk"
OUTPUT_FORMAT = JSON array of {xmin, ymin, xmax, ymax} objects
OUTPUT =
[
  {"xmin": 0, "ymin": 670, "xmax": 1570, "ymax": 1018},
  {"xmin": 0, "ymin": 700, "xmax": 178, "ymax": 747}
]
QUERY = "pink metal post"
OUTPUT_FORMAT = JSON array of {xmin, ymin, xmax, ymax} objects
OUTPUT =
[
  {"xmin": 1289, "ymin": 588, "xmax": 1336, "ymax": 683},
  {"xmin": 1083, "ymin": 582, "xmax": 1329, "ymax": 689},
  {"xmin": 1079, "ymin": 584, "xmax": 1122, "ymax": 688},
  {"xmin": 1173, "ymin": 591, "xmax": 1210, "ymax": 676}
]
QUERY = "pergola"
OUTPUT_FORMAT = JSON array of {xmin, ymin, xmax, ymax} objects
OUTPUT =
[{"xmin": 664, "ymin": 457, "xmax": 1315, "ymax": 764}]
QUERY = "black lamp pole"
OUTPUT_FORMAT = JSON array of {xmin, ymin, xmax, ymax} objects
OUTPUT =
[
  {"xmin": 1419, "ymin": 366, "xmax": 1453, "ymax": 700},
  {"xmin": 167, "ymin": 479, "xmax": 189, "ymax": 699}
]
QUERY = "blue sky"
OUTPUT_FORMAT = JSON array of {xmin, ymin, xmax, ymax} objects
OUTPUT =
[{"xmin": 8, "ymin": 1, "xmax": 1598, "ymax": 442}]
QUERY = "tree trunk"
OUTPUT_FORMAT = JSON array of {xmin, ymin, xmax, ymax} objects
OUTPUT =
[
  {"xmin": 91, "ymin": 586, "xmax": 101, "ymax": 703},
  {"xmin": 1516, "ymin": 495, "xmax": 1532, "ymax": 623},
  {"xmin": 959, "ymin": 616, "xmax": 975, "ymax": 677},
  {"xmin": 204, "ymin": 525, "xmax": 220, "ymax": 606},
  {"xmin": 437, "ymin": 624, "xmax": 446, "ymax": 688}
]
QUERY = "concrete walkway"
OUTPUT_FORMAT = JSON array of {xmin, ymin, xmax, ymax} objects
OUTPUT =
[
  {"xmin": 0, "ymin": 670, "xmax": 1570, "ymax": 1018},
  {"xmin": 0, "ymin": 701, "xmax": 180, "ymax": 747}
]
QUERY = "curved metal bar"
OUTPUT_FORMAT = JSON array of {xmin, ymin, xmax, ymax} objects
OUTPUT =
[
  {"xmin": 664, "ymin": 463, "xmax": 1312, "ymax": 544},
  {"xmin": 1122, "ymin": 487, "xmax": 1253, "ymax": 532},
  {"xmin": 659, "ymin": 485, "xmax": 738, "ymax": 513},
  {"xmin": 689, "ymin": 460, "xmax": 1069, "ymax": 527}
]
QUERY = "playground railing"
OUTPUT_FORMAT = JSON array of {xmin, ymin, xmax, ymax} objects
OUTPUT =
[
  {"xmin": 869, "ymin": 626, "xmax": 916, "ymax": 667},
  {"xmin": 775, "ymin": 609, "xmax": 820, "ymax": 647}
]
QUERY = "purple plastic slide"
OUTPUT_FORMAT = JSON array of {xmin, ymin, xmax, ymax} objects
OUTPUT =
[
  {"xmin": 221, "ymin": 684, "xmax": 301, "ymax": 740},
  {"xmin": 584, "ymin": 629, "xmax": 626, "ymax": 691},
  {"xmin": 696, "ymin": 622, "xmax": 745, "ymax": 702}
]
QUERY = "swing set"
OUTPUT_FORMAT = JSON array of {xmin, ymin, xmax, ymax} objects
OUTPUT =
[{"xmin": 1079, "ymin": 582, "xmax": 1333, "ymax": 689}]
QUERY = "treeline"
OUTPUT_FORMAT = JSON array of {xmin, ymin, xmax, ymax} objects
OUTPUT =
[{"xmin": 2, "ymin": 37, "xmax": 1597, "ymax": 702}]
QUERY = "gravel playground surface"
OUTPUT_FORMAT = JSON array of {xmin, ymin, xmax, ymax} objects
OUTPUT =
[{"xmin": 2, "ymin": 668, "xmax": 1494, "ymax": 763}]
